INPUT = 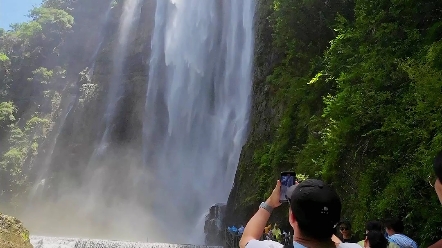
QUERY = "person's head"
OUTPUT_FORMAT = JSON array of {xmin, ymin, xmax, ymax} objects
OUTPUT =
[
  {"xmin": 286, "ymin": 179, "xmax": 341, "ymax": 242},
  {"xmin": 364, "ymin": 231, "xmax": 388, "ymax": 248},
  {"xmin": 338, "ymin": 221, "xmax": 352, "ymax": 237},
  {"xmin": 383, "ymin": 218, "xmax": 404, "ymax": 236},
  {"xmin": 365, "ymin": 220, "xmax": 383, "ymax": 233},
  {"xmin": 433, "ymin": 150, "xmax": 442, "ymax": 204}
]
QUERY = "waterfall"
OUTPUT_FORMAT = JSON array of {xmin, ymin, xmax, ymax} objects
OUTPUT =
[
  {"xmin": 27, "ymin": 0, "xmax": 115, "ymax": 201},
  {"xmin": 28, "ymin": 94, "xmax": 76, "ymax": 201},
  {"xmin": 96, "ymin": 0, "xmax": 143, "ymax": 155},
  {"xmin": 143, "ymin": 0, "xmax": 256, "ymax": 244},
  {"xmin": 88, "ymin": 1, "xmax": 113, "ymax": 75}
]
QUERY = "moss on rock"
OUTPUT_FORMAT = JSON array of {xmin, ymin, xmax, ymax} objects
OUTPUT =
[{"xmin": 0, "ymin": 213, "xmax": 32, "ymax": 248}]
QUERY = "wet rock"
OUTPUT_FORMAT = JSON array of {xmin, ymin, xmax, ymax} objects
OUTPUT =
[
  {"xmin": 204, "ymin": 204, "xmax": 226, "ymax": 246},
  {"xmin": 0, "ymin": 213, "xmax": 32, "ymax": 248}
]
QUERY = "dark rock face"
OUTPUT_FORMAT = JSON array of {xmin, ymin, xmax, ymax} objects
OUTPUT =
[
  {"xmin": 204, "ymin": 204, "xmax": 226, "ymax": 246},
  {"xmin": 224, "ymin": 0, "xmax": 281, "ymax": 226},
  {"xmin": 31, "ymin": 0, "xmax": 156, "ymax": 191}
]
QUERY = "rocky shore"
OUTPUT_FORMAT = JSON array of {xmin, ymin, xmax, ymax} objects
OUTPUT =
[{"xmin": 0, "ymin": 213, "xmax": 32, "ymax": 248}]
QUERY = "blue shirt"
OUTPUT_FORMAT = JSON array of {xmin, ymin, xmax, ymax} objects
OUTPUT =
[
  {"xmin": 293, "ymin": 241, "xmax": 306, "ymax": 248},
  {"xmin": 388, "ymin": 234, "xmax": 418, "ymax": 248}
]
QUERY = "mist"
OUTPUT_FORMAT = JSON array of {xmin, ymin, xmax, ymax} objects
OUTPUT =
[
  {"xmin": 17, "ymin": 146, "xmax": 155, "ymax": 241},
  {"xmin": 0, "ymin": 0, "xmax": 256, "ymax": 245}
]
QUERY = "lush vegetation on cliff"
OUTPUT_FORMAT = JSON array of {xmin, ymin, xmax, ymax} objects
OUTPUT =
[
  {"xmin": 229, "ymin": 0, "xmax": 442, "ymax": 245},
  {"xmin": 2, "ymin": 0, "xmax": 442, "ymax": 245},
  {"xmin": 0, "ymin": 0, "xmax": 73, "ymax": 206},
  {"xmin": 0, "ymin": 0, "xmax": 114, "ymax": 210}
]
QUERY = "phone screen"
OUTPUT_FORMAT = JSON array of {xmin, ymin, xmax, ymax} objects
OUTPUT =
[{"xmin": 280, "ymin": 172, "xmax": 296, "ymax": 203}]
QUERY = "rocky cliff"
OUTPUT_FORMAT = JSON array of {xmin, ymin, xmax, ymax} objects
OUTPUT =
[
  {"xmin": 0, "ymin": 0, "xmax": 158, "ymax": 238},
  {"xmin": 204, "ymin": 204, "xmax": 226, "ymax": 246},
  {"xmin": 224, "ymin": 0, "xmax": 442, "ymax": 245},
  {"xmin": 29, "ymin": 0, "xmax": 156, "ymax": 197},
  {"xmin": 224, "ymin": 0, "xmax": 283, "ymax": 227},
  {"xmin": 223, "ymin": 0, "xmax": 353, "ymax": 230},
  {"xmin": 0, "ymin": 213, "xmax": 32, "ymax": 248}
]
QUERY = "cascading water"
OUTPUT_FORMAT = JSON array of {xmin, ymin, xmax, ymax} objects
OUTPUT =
[
  {"xmin": 28, "ymin": 94, "xmax": 76, "ymax": 200},
  {"xmin": 88, "ymin": 0, "xmax": 113, "ymax": 75},
  {"xmin": 143, "ymin": 0, "xmax": 255, "ymax": 244},
  {"xmin": 96, "ymin": 0, "xmax": 142, "ymax": 155},
  {"xmin": 19, "ymin": 0, "xmax": 255, "ymax": 245},
  {"xmin": 27, "ymin": 0, "xmax": 114, "ymax": 201}
]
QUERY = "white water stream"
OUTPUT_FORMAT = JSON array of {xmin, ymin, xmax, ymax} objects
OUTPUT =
[{"xmin": 143, "ymin": 0, "xmax": 255, "ymax": 243}]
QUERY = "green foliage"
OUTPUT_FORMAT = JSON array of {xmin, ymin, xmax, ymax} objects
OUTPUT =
[
  {"xmin": 0, "ymin": 0, "xmax": 77, "ymax": 208},
  {"xmin": 42, "ymin": 0, "xmax": 76, "ymax": 11},
  {"xmin": 0, "ymin": 116, "xmax": 50, "ymax": 203},
  {"xmin": 28, "ymin": 67, "xmax": 53, "ymax": 84},
  {"xmin": 0, "ymin": 102, "xmax": 16, "ymax": 123},
  {"xmin": 30, "ymin": 7, "xmax": 74, "ymax": 34},
  {"xmin": 79, "ymin": 83, "xmax": 98, "ymax": 104},
  {"xmin": 237, "ymin": 0, "xmax": 442, "ymax": 245},
  {"xmin": 111, "ymin": 0, "xmax": 118, "ymax": 8},
  {"xmin": 0, "ymin": 53, "xmax": 9, "ymax": 62},
  {"xmin": 10, "ymin": 21, "xmax": 43, "ymax": 39},
  {"xmin": 27, "ymin": 66, "xmax": 65, "ymax": 85}
]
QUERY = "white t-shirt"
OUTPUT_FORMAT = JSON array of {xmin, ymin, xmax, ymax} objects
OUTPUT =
[{"xmin": 246, "ymin": 239, "xmax": 362, "ymax": 248}]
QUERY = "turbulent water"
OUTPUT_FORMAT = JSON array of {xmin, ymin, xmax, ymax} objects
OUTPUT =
[
  {"xmin": 143, "ymin": 0, "xmax": 255, "ymax": 243},
  {"xmin": 30, "ymin": 236, "xmax": 222, "ymax": 248}
]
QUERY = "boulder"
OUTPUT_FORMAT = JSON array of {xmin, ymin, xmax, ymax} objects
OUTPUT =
[
  {"xmin": 0, "ymin": 213, "xmax": 33, "ymax": 248},
  {"xmin": 204, "ymin": 203, "xmax": 226, "ymax": 246}
]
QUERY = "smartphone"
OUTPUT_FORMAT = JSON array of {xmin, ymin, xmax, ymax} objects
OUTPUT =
[{"xmin": 280, "ymin": 171, "xmax": 297, "ymax": 203}]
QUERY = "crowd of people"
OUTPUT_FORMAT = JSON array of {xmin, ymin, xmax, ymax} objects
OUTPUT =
[
  {"xmin": 236, "ymin": 150, "xmax": 442, "ymax": 248},
  {"xmin": 262, "ymin": 223, "xmax": 292, "ymax": 245},
  {"xmin": 226, "ymin": 223, "xmax": 292, "ymax": 246},
  {"xmin": 334, "ymin": 219, "xmax": 417, "ymax": 247}
]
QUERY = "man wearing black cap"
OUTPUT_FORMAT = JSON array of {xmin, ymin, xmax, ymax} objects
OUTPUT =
[{"xmin": 239, "ymin": 179, "xmax": 360, "ymax": 248}]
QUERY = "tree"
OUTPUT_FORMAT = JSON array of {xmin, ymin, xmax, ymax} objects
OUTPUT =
[{"xmin": 0, "ymin": 102, "xmax": 16, "ymax": 128}]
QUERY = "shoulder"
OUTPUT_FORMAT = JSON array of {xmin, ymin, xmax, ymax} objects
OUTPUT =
[
  {"xmin": 388, "ymin": 242, "xmax": 400, "ymax": 248},
  {"xmin": 428, "ymin": 239, "xmax": 442, "ymax": 248},
  {"xmin": 338, "ymin": 243, "xmax": 363, "ymax": 248},
  {"xmin": 245, "ymin": 239, "xmax": 284, "ymax": 248}
]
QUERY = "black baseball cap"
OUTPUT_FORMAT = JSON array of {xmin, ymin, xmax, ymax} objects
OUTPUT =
[{"xmin": 286, "ymin": 179, "xmax": 341, "ymax": 230}]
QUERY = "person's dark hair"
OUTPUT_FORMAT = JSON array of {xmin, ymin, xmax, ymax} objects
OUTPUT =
[
  {"xmin": 365, "ymin": 221, "xmax": 383, "ymax": 232},
  {"xmin": 287, "ymin": 179, "xmax": 342, "ymax": 242},
  {"xmin": 339, "ymin": 220, "xmax": 352, "ymax": 230},
  {"xmin": 297, "ymin": 222, "xmax": 335, "ymax": 242},
  {"xmin": 434, "ymin": 150, "xmax": 442, "ymax": 180},
  {"xmin": 383, "ymin": 218, "xmax": 404, "ymax": 233},
  {"xmin": 367, "ymin": 231, "xmax": 388, "ymax": 248}
]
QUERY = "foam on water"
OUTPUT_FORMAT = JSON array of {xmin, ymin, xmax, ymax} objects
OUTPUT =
[{"xmin": 30, "ymin": 236, "xmax": 222, "ymax": 248}]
